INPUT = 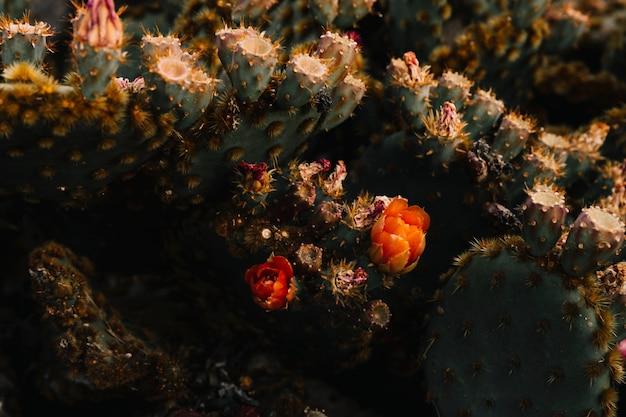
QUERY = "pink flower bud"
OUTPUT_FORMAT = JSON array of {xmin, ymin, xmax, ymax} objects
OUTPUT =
[{"xmin": 74, "ymin": 0, "xmax": 122, "ymax": 48}]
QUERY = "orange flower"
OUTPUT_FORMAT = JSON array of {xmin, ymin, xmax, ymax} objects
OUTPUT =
[
  {"xmin": 244, "ymin": 255, "xmax": 296, "ymax": 311},
  {"xmin": 369, "ymin": 197, "xmax": 430, "ymax": 274}
]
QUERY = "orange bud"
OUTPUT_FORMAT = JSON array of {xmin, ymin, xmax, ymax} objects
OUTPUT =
[{"xmin": 369, "ymin": 197, "xmax": 429, "ymax": 274}]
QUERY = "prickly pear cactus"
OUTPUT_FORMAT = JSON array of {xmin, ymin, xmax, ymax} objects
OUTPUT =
[{"xmin": 422, "ymin": 219, "xmax": 626, "ymax": 416}]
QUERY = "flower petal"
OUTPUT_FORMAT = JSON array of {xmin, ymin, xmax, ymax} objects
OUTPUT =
[
  {"xmin": 380, "ymin": 232, "xmax": 410, "ymax": 259},
  {"xmin": 371, "ymin": 214, "xmax": 386, "ymax": 237},
  {"xmin": 399, "ymin": 258, "xmax": 419, "ymax": 274},
  {"xmin": 384, "ymin": 216, "xmax": 409, "ymax": 238},
  {"xmin": 386, "ymin": 250, "xmax": 411, "ymax": 274},
  {"xmin": 400, "ymin": 205, "xmax": 430, "ymax": 229},
  {"xmin": 369, "ymin": 242, "xmax": 385, "ymax": 264},
  {"xmin": 406, "ymin": 229, "xmax": 426, "ymax": 260},
  {"xmin": 272, "ymin": 255, "xmax": 294, "ymax": 276},
  {"xmin": 384, "ymin": 197, "xmax": 409, "ymax": 217}
]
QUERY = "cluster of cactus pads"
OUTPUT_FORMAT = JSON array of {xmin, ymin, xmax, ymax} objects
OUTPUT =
[
  {"xmin": 0, "ymin": 0, "xmax": 365, "ymax": 206},
  {"xmin": 7, "ymin": 0, "xmax": 626, "ymax": 417},
  {"xmin": 422, "ymin": 183, "xmax": 626, "ymax": 417}
]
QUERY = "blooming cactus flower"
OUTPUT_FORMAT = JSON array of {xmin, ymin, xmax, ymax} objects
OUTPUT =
[
  {"xmin": 369, "ymin": 197, "xmax": 430, "ymax": 274},
  {"xmin": 244, "ymin": 254, "xmax": 296, "ymax": 311}
]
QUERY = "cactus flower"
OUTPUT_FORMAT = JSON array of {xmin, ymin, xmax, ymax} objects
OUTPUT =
[
  {"xmin": 244, "ymin": 255, "xmax": 296, "ymax": 311},
  {"xmin": 369, "ymin": 197, "xmax": 430, "ymax": 274},
  {"xmin": 74, "ymin": 0, "xmax": 122, "ymax": 48}
]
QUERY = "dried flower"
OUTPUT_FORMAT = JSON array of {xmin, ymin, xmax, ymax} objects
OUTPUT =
[
  {"xmin": 314, "ymin": 88, "xmax": 333, "ymax": 113},
  {"xmin": 344, "ymin": 31, "xmax": 362, "ymax": 47},
  {"xmin": 336, "ymin": 266, "xmax": 369, "ymax": 289},
  {"xmin": 244, "ymin": 254, "xmax": 296, "ymax": 311},
  {"xmin": 351, "ymin": 195, "xmax": 392, "ymax": 230},
  {"xmin": 266, "ymin": 181, "xmax": 316, "ymax": 222},
  {"xmin": 321, "ymin": 160, "xmax": 347, "ymax": 197},
  {"xmin": 369, "ymin": 197, "xmax": 430, "ymax": 274},
  {"xmin": 307, "ymin": 200, "xmax": 343, "ymax": 235},
  {"xmin": 298, "ymin": 158, "xmax": 331, "ymax": 182},
  {"xmin": 115, "ymin": 76, "xmax": 145, "ymax": 92}
]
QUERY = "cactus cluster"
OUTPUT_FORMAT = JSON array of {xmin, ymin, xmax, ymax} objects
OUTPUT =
[
  {"xmin": 422, "ymin": 185, "xmax": 626, "ymax": 416},
  {"xmin": 163, "ymin": 157, "xmax": 430, "ymax": 370},
  {"xmin": 5, "ymin": 1, "xmax": 626, "ymax": 417},
  {"xmin": 0, "ymin": 0, "xmax": 365, "ymax": 206},
  {"xmin": 155, "ymin": 27, "xmax": 366, "ymax": 203}
]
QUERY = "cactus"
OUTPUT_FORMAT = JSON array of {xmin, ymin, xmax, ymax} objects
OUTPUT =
[
  {"xmin": 6, "ymin": 1, "xmax": 626, "ymax": 417},
  {"xmin": 167, "ymin": 157, "xmax": 430, "ymax": 368},
  {"xmin": 0, "ymin": 4, "xmax": 178, "ymax": 205},
  {"xmin": 421, "ymin": 182, "xmax": 626, "ymax": 417},
  {"xmin": 0, "ymin": 2, "xmax": 364, "ymax": 207},
  {"xmin": 28, "ymin": 240, "xmax": 185, "ymax": 400},
  {"xmin": 422, "ymin": 235, "xmax": 625, "ymax": 417},
  {"xmin": 0, "ymin": 57, "xmax": 176, "ymax": 205},
  {"xmin": 152, "ymin": 27, "xmax": 366, "ymax": 204},
  {"xmin": 116, "ymin": 153, "xmax": 433, "ymax": 403}
]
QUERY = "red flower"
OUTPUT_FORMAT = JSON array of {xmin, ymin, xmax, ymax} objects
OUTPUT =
[
  {"xmin": 244, "ymin": 255, "xmax": 296, "ymax": 311},
  {"xmin": 369, "ymin": 197, "xmax": 430, "ymax": 274}
]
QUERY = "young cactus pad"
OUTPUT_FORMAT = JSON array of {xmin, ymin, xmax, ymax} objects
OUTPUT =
[{"xmin": 422, "ymin": 235, "xmax": 623, "ymax": 417}]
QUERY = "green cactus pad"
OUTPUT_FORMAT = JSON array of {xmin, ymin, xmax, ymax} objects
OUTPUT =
[
  {"xmin": 423, "ymin": 235, "xmax": 622, "ymax": 417},
  {"xmin": 0, "ymin": 66, "xmax": 175, "ymax": 205}
]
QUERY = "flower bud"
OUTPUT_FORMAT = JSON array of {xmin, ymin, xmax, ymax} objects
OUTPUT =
[
  {"xmin": 335, "ymin": 266, "xmax": 368, "ymax": 290},
  {"xmin": 369, "ymin": 197, "xmax": 430, "ymax": 274},
  {"xmin": 0, "ymin": 16, "xmax": 54, "ymax": 68},
  {"xmin": 521, "ymin": 184, "xmax": 567, "ymax": 256},
  {"xmin": 315, "ymin": 31, "xmax": 358, "ymax": 87},
  {"xmin": 73, "ymin": 0, "xmax": 122, "ymax": 48},
  {"xmin": 71, "ymin": 0, "xmax": 124, "ymax": 98}
]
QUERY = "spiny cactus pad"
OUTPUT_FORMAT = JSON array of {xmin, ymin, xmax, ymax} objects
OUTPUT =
[{"xmin": 423, "ymin": 236, "xmax": 623, "ymax": 417}]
